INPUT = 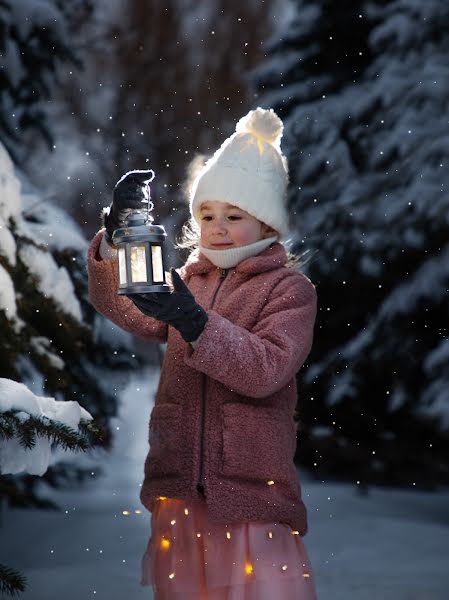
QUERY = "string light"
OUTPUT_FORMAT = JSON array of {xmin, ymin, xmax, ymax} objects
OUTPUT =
[
  {"xmin": 122, "ymin": 510, "xmax": 130, "ymax": 516},
  {"xmin": 184, "ymin": 508, "xmax": 189, "ymax": 515},
  {"xmin": 267, "ymin": 531, "xmax": 273, "ymax": 539},
  {"xmin": 168, "ymin": 573, "xmax": 175, "ymax": 579},
  {"xmin": 267, "ymin": 480, "xmax": 275, "ymax": 486},
  {"xmin": 245, "ymin": 562, "xmax": 254, "ymax": 575},
  {"xmin": 160, "ymin": 537, "xmax": 170, "ymax": 550},
  {"xmin": 281, "ymin": 564, "xmax": 288, "ymax": 571},
  {"xmin": 170, "ymin": 519, "xmax": 176, "ymax": 525},
  {"xmin": 226, "ymin": 531, "xmax": 231, "ymax": 539},
  {"xmin": 303, "ymin": 573, "xmax": 311, "ymax": 578}
]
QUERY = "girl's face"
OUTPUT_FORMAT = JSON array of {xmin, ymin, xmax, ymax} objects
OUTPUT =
[{"xmin": 199, "ymin": 201, "xmax": 277, "ymax": 249}]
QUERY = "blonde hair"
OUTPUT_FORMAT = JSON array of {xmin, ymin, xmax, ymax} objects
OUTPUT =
[{"xmin": 175, "ymin": 154, "xmax": 315, "ymax": 271}]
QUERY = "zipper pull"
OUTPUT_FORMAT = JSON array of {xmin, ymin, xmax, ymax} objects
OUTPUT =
[{"xmin": 220, "ymin": 268, "xmax": 228, "ymax": 280}]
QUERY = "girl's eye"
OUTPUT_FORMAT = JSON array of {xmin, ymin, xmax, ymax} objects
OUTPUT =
[
  {"xmin": 228, "ymin": 215, "xmax": 242, "ymax": 220},
  {"xmin": 201, "ymin": 215, "xmax": 212, "ymax": 221}
]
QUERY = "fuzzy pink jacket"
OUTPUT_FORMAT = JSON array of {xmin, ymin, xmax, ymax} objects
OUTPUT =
[{"xmin": 87, "ymin": 230, "xmax": 317, "ymax": 534}]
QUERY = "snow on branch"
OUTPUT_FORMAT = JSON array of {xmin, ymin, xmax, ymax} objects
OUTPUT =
[{"xmin": 0, "ymin": 378, "xmax": 95, "ymax": 476}]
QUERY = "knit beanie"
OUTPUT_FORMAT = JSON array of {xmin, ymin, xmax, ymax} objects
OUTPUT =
[{"xmin": 190, "ymin": 107, "xmax": 290, "ymax": 238}]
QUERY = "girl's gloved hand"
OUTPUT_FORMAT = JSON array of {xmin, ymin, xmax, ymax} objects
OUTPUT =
[
  {"xmin": 103, "ymin": 170, "xmax": 155, "ymax": 243},
  {"xmin": 127, "ymin": 268, "xmax": 208, "ymax": 343}
]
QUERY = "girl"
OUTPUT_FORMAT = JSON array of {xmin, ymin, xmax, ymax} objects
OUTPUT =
[{"xmin": 87, "ymin": 108, "xmax": 318, "ymax": 599}]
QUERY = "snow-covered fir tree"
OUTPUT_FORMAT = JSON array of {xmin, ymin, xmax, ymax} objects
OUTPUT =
[
  {"xmin": 0, "ymin": 142, "xmax": 137, "ymax": 501},
  {"xmin": 0, "ymin": 377, "xmax": 97, "ymax": 596},
  {"xmin": 252, "ymin": 0, "xmax": 449, "ymax": 488},
  {"xmin": 0, "ymin": 0, "xmax": 140, "ymax": 510}
]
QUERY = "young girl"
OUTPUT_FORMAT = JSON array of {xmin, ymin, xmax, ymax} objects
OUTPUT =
[{"xmin": 87, "ymin": 108, "xmax": 318, "ymax": 599}]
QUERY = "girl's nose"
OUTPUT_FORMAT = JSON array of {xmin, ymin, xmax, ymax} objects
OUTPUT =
[{"xmin": 211, "ymin": 219, "xmax": 227, "ymax": 233}]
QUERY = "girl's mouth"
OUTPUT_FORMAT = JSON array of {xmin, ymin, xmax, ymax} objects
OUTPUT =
[{"xmin": 210, "ymin": 243, "xmax": 233, "ymax": 248}]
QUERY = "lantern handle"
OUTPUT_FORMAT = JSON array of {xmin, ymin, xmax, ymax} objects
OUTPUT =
[{"xmin": 141, "ymin": 169, "xmax": 155, "ymax": 224}]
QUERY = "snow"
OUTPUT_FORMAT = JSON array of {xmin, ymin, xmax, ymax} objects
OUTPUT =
[
  {"xmin": 0, "ymin": 142, "xmax": 22, "ymax": 221},
  {"xmin": 19, "ymin": 178, "xmax": 87, "ymax": 253},
  {"xmin": 30, "ymin": 337, "xmax": 65, "ymax": 370},
  {"xmin": 0, "ymin": 140, "xmax": 86, "ymax": 254},
  {"xmin": 0, "ymin": 378, "xmax": 92, "ymax": 476},
  {"xmin": 18, "ymin": 244, "xmax": 83, "ymax": 322},
  {"xmin": 2, "ymin": 368, "xmax": 448, "ymax": 600},
  {"xmin": 0, "ymin": 263, "xmax": 17, "ymax": 319},
  {"xmin": 0, "ymin": 216, "xmax": 16, "ymax": 264}
]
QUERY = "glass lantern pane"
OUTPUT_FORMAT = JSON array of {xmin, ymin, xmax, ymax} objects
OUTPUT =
[
  {"xmin": 151, "ymin": 246, "xmax": 164, "ymax": 283},
  {"xmin": 118, "ymin": 248, "xmax": 127, "ymax": 285},
  {"xmin": 130, "ymin": 245, "xmax": 148, "ymax": 283}
]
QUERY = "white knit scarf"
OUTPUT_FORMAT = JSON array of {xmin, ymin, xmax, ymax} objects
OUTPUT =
[{"xmin": 198, "ymin": 236, "xmax": 278, "ymax": 269}]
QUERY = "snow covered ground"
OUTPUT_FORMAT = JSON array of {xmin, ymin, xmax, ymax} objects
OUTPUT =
[{"xmin": 2, "ymin": 367, "xmax": 449, "ymax": 600}]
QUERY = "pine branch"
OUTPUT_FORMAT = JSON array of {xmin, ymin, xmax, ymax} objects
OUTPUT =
[
  {"xmin": 0, "ymin": 564, "xmax": 27, "ymax": 597},
  {"xmin": 0, "ymin": 410, "xmax": 101, "ymax": 452}
]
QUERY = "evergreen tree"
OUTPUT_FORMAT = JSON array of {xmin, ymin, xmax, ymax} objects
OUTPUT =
[
  {"xmin": 0, "ymin": 0, "xmax": 138, "ymax": 512},
  {"xmin": 0, "ymin": 0, "xmax": 93, "ymax": 162},
  {"xmin": 253, "ymin": 0, "xmax": 449, "ymax": 489},
  {"xmin": 0, "ymin": 141, "xmax": 138, "ymax": 505},
  {"xmin": 0, "ymin": 377, "xmax": 100, "ymax": 596}
]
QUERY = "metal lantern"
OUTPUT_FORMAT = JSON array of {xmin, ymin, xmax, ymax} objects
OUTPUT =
[{"xmin": 112, "ymin": 211, "xmax": 170, "ymax": 295}]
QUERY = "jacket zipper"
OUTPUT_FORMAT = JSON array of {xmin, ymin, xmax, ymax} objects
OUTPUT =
[{"xmin": 196, "ymin": 268, "xmax": 229, "ymax": 497}]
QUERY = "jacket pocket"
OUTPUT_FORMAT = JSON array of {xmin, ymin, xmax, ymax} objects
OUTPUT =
[
  {"xmin": 220, "ymin": 403, "xmax": 296, "ymax": 486},
  {"xmin": 145, "ymin": 403, "xmax": 184, "ymax": 478}
]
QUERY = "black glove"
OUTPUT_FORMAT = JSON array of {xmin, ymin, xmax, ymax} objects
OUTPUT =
[
  {"xmin": 103, "ymin": 169, "xmax": 155, "ymax": 243},
  {"xmin": 127, "ymin": 268, "xmax": 208, "ymax": 343}
]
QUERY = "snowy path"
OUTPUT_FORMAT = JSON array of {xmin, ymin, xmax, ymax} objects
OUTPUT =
[{"xmin": 2, "ymin": 366, "xmax": 449, "ymax": 599}]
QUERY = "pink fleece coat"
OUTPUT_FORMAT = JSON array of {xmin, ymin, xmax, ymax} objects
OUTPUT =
[{"xmin": 87, "ymin": 230, "xmax": 317, "ymax": 534}]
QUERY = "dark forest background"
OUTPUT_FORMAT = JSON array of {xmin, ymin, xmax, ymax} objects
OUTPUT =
[{"xmin": 1, "ymin": 0, "xmax": 448, "ymax": 515}]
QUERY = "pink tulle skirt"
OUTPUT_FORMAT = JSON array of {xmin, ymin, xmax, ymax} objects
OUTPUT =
[{"xmin": 141, "ymin": 496, "xmax": 318, "ymax": 600}]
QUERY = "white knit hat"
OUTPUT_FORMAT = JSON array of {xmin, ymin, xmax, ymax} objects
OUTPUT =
[{"xmin": 190, "ymin": 107, "xmax": 290, "ymax": 238}]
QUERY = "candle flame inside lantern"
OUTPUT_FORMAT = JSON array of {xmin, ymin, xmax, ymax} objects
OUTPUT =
[{"xmin": 130, "ymin": 245, "xmax": 147, "ymax": 282}]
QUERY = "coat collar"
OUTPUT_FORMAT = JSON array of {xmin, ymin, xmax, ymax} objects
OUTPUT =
[{"xmin": 182, "ymin": 242, "xmax": 288, "ymax": 277}]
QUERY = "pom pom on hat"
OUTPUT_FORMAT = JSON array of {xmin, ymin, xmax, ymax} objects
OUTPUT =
[
  {"xmin": 236, "ymin": 107, "xmax": 283, "ymax": 147},
  {"xmin": 190, "ymin": 107, "xmax": 290, "ymax": 238}
]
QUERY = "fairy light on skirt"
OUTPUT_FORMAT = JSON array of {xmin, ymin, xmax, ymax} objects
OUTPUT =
[
  {"xmin": 245, "ymin": 562, "xmax": 254, "ymax": 575},
  {"xmin": 143, "ymin": 497, "xmax": 317, "ymax": 596},
  {"xmin": 160, "ymin": 537, "xmax": 170, "ymax": 550}
]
